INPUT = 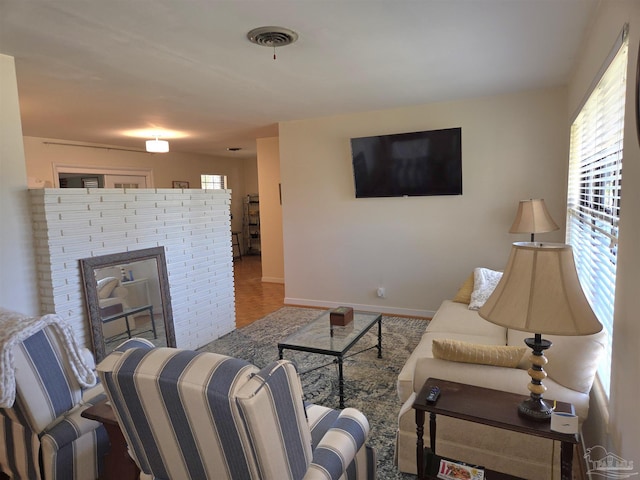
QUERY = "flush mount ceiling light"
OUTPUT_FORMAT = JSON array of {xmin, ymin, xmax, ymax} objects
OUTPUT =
[
  {"xmin": 146, "ymin": 137, "xmax": 169, "ymax": 153},
  {"xmin": 247, "ymin": 26, "xmax": 298, "ymax": 59}
]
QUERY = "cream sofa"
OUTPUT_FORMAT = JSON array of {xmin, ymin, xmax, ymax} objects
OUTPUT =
[
  {"xmin": 395, "ymin": 276, "xmax": 606, "ymax": 479},
  {"xmin": 96, "ymin": 276, "xmax": 135, "ymax": 338}
]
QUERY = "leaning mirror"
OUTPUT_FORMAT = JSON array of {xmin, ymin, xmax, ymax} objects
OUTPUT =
[{"xmin": 80, "ymin": 246, "xmax": 175, "ymax": 362}]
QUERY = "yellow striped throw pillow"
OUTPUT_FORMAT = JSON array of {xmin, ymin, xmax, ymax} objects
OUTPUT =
[{"xmin": 432, "ymin": 339, "xmax": 527, "ymax": 368}]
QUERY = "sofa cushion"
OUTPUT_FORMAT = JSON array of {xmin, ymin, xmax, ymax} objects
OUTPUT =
[
  {"xmin": 397, "ymin": 301, "xmax": 507, "ymax": 402},
  {"xmin": 452, "ymin": 273, "xmax": 474, "ymax": 304},
  {"xmin": 507, "ymin": 329, "xmax": 606, "ymax": 394},
  {"xmin": 469, "ymin": 267, "xmax": 503, "ymax": 310},
  {"xmin": 397, "ymin": 330, "xmax": 507, "ymax": 403},
  {"xmin": 427, "ymin": 300, "xmax": 507, "ymax": 340},
  {"xmin": 432, "ymin": 339, "xmax": 526, "ymax": 368}
]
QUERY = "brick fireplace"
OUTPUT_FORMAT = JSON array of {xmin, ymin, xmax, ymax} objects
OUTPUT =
[{"xmin": 29, "ymin": 188, "xmax": 235, "ymax": 351}]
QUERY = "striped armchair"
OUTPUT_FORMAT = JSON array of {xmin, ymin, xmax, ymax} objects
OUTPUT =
[
  {"xmin": 97, "ymin": 345, "xmax": 376, "ymax": 480},
  {"xmin": 0, "ymin": 312, "xmax": 109, "ymax": 480}
]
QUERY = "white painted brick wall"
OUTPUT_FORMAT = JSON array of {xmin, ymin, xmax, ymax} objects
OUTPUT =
[{"xmin": 29, "ymin": 188, "xmax": 236, "ymax": 351}]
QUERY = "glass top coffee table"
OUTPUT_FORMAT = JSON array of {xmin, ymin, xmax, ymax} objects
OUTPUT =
[{"xmin": 278, "ymin": 310, "xmax": 382, "ymax": 408}]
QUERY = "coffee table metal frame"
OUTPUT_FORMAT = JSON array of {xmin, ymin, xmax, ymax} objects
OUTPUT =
[
  {"xmin": 278, "ymin": 310, "xmax": 382, "ymax": 408},
  {"xmin": 102, "ymin": 304, "xmax": 156, "ymax": 341},
  {"xmin": 414, "ymin": 378, "xmax": 579, "ymax": 480}
]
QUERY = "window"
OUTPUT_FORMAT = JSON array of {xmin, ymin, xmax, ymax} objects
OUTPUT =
[
  {"xmin": 566, "ymin": 29, "xmax": 628, "ymax": 396},
  {"xmin": 201, "ymin": 174, "xmax": 227, "ymax": 190}
]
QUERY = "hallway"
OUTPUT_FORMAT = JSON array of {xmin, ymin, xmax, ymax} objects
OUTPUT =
[{"xmin": 233, "ymin": 255, "xmax": 285, "ymax": 328}]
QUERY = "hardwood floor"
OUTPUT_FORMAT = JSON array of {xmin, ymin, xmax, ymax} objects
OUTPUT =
[{"xmin": 234, "ymin": 255, "xmax": 284, "ymax": 328}]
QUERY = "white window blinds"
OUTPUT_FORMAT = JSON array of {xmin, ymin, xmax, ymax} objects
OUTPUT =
[{"xmin": 566, "ymin": 31, "xmax": 628, "ymax": 396}]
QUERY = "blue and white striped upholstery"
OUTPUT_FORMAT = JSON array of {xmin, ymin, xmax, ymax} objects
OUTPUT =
[
  {"xmin": 305, "ymin": 405, "xmax": 376, "ymax": 480},
  {"xmin": 236, "ymin": 361, "xmax": 314, "ymax": 478},
  {"xmin": 113, "ymin": 337, "xmax": 156, "ymax": 353},
  {"xmin": 98, "ymin": 347, "xmax": 261, "ymax": 479},
  {"xmin": 0, "ymin": 413, "xmax": 40, "ymax": 478},
  {"xmin": 0, "ymin": 324, "xmax": 109, "ymax": 480},
  {"xmin": 97, "ymin": 347, "xmax": 376, "ymax": 480},
  {"xmin": 236, "ymin": 360, "xmax": 374, "ymax": 480}
]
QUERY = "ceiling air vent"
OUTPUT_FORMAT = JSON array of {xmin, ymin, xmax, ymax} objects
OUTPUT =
[{"xmin": 247, "ymin": 26, "xmax": 298, "ymax": 48}]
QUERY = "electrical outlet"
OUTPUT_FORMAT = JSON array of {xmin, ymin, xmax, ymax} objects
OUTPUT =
[{"xmin": 376, "ymin": 287, "xmax": 385, "ymax": 298}]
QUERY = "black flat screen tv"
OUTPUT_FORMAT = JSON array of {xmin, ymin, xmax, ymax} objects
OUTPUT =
[{"xmin": 350, "ymin": 127, "xmax": 462, "ymax": 198}]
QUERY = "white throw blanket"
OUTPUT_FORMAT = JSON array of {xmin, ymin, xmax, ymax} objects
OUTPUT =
[{"xmin": 0, "ymin": 307, "xmax": 97, "ymax": 408}]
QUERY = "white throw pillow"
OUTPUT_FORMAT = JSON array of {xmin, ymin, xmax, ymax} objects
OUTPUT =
[{"xmin": 468, "ymin": 267, "xmax": 503, "ymax": 310}]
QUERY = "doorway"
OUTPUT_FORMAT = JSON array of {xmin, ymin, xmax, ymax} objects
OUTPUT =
[
  {"xmin": 58, "ymin": 173, "xmax": 104, "ymax": 188},
  {"xmin": 104, "ymin": 175, "xmax": 148, "ymax": 188},
  {"xmin": 53, "ymin": 164, "xmax": 153, "ymax": 188}
]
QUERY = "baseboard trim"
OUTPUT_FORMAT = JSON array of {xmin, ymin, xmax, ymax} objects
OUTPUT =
[{"xmin": 284, "ymin": 297, "xmax": 434, "ymax": 319}]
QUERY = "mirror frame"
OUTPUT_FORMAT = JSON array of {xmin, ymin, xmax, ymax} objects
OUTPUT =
[
  {"xmin": 80, "ymin": 246, "xmax": 175, "ymax": 362},
  {"xmin": 636, "ymin": 37, "xmax": 640, "ymax": 146}
]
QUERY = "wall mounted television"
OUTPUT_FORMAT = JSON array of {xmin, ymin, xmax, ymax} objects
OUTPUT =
[{"xmin": 350, "ymin": 127, "xmax": 462, "ymax": 198}]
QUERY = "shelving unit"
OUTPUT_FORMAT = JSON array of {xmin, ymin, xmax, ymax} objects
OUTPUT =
[{"xmin": 243, "ymin": 194, "xmax": 261, "ymax": 255}]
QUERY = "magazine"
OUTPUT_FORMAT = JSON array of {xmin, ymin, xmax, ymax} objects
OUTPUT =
[{"xmin": 437, "ymin": 459, "xmax": 485, "ymax": 480}]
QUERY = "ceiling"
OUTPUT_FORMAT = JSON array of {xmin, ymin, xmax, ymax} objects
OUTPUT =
[{"xmin": 0, "ymin": 0, "xmax": 598, "ymax": 159}]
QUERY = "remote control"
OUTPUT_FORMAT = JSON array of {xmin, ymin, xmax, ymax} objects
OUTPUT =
[{"xmin": 426, "ymin": 386, "xmax": 440, "ymax": 403}]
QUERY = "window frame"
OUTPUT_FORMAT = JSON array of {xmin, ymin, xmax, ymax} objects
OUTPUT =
[
  {"xmin": 201, "ymin": 174, "xmax": 227, "ymax": 190},
  {"xmin": 565, "ymin": 26, "xmax": 628, "ymax": 397}
]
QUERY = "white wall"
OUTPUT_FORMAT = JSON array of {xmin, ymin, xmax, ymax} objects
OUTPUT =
[
  {"xmin": 23, "ymin": 136, "xmax": 256, "ymax": 234},
  {"xmin": 568, "ymin": 0, "xmax": 640, "ymax": 460},
  {"xmin": 257, "ymin": 136, "xmax": 284, "ymax": 283},
  {"xmin": 242, "ymin": 156, "xmax": 260, "ymax": 194},
  {"xmin": 0, "ymin": 54, "xmax": 38, "ymax": 314},
  {"xmin": 279, "ymin": 87, "xmax": 567, "ymax": 317}
]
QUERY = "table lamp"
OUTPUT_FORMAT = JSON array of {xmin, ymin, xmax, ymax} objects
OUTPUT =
[
  {"xmin": 509, "ymin": 199, "xmax": 559, "ymax": 241},
  {"xmin": 478, "ymin": 242, "xmax": 602, "ymax": 421}
]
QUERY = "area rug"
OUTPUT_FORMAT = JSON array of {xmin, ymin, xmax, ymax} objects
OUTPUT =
[{"xmin": 198, "ymin": 306, "xmax": 428, "ymax": 480}]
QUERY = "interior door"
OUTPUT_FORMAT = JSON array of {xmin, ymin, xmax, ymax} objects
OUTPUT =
[
  {"xmin": 53, "ymin": 164, "xmax": 153, "ymax": 188},
  {"xmin": 104, "ymin": 175, "xmax": 148, "ymax": 188}
]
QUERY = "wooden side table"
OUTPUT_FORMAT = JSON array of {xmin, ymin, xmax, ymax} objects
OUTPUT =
[
  {"xmin": 413, "ymin": 378, "xmax": 579, "ymax": 480},
  {"xmin": 81, "ymin": 400, "xmax": 140, "ymax": 480}
]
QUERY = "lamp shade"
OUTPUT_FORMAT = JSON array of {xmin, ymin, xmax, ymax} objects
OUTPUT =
[
  {"xmin": 509, "ymin": 199, "xmax": 559, "ymax": 235},
  {"xmin": 146, "ymin": 138, "xmax": 169, "ymax": 153},
  {"xmin": 479, "ymin": 242, "xmax": 602, "ymax": 336}
]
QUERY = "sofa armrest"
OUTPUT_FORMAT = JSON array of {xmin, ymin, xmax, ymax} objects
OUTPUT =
[
  {"xmin": 507, "ymin": 328, "xmax": 606, "ymax": 394},
  {"xmin": 304, "ymin": 408, "xmax": 370, "ymax": 480}
]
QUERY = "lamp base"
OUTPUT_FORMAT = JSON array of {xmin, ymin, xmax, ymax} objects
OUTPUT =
[
  {"xmin": 520, "ymin": 334, "xmax": 554, "ymax": 422},
  {"xmin": 518, "ymin": 397, "xmax": 554, "ymax": 421}
]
